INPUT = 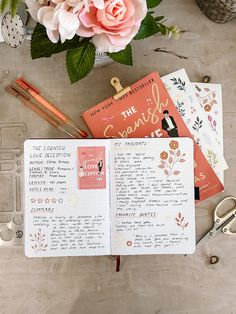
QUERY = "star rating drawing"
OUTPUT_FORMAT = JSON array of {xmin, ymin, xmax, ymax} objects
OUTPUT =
[{"xmin": 30, "ymin": 198, "xmax": 64, "ymax": 204}]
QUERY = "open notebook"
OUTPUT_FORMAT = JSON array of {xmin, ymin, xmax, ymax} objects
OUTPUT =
[{"xmin": 24, "ymin": 138, "xmax": 195, "ymax": 257}]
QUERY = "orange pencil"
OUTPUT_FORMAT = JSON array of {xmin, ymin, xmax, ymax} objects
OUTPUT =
[
  {"xmin": 15, "ymin": 77, "xmax": 88, "ymax": 138},
  {"xmin": 6, "ymin": 85, "xmax": 77, "ymax": 138}
]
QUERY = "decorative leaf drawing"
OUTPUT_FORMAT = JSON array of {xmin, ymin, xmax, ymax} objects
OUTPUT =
[
  {"xmin": 29, "ymin": 228, "xmax": 48, "ymax": 254},
  {"xmin": 170, "ymin": 77, "xmax": 186, "ymax": 91},
  {"xmin": 164, "ymin": 169, "xmax": 169, "ymax": 175},
  {"xmin": 204, "ymin": 88, "xmax": 210, "ymax": 92},
  {"xmin": 175, "ymin": 213, "xmax": 189, "ymax": 230},
  {"xmin": 195, "ymin": 84, "xmax": 201, "ymax": 92},
  {"xmin": 208, "ymin": 114, "xmax": 217, "ymax": 134},
  {"xmin": 207, "ymin": 150, "xmax": 218, "ymax": 168},
  {"xmin": 176, "ymin": 101, "xmax": 186, "ymax": 117},
  {"xmin": 192, "ymin": 116, "xmax": 203, "ymax": 132},
  {"xmin": 173, "ymin": 170, "xmax": 180, "ymax": 175}
]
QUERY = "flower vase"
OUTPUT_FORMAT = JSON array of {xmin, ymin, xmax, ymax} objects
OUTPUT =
[{"xmin": 94, "ymin": 50, "xmax": 113, "ymax": 67}]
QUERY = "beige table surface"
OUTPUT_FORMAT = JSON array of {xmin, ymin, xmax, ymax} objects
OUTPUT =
[{"xmin": 0, "ymin": 0, "xmax": 236, "ymax": 313}]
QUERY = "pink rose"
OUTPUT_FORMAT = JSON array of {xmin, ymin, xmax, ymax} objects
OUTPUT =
[{"xmin": 77, "ymin": 0, "xmax": 147, "ymax": 53}]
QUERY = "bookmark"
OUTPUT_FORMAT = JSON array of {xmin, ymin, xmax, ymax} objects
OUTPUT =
[{"xmin": 116, "ymin": 255, "xmax": 121, "ymax": 272}]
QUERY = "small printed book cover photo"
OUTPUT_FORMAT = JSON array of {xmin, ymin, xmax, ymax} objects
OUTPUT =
[
  {"xmin": 78, "ymin": 146, "xmax": 106, "ymax": 190},
  {"xmin": 82, "ymin": 72, "xmax": 223, "ymax": 202}
]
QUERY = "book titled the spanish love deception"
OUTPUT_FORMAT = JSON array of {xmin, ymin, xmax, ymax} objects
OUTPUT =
[{"xmin": 82, "ymin": 72, "xmax": 223, "ymax": 202}]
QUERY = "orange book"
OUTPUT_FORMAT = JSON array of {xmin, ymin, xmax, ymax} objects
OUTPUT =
[{"xmin": 82, "ymin": 72, "xmax": 223, "ymax": 202}]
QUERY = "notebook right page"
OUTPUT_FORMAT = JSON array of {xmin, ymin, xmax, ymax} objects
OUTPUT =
[{"xmin": 110, "ymin": 138, "xmax": 195, "ymax": 255}]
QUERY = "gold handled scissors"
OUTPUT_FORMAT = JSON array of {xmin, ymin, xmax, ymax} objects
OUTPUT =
[{"xmin": 197, "ymin": 196, "xmax": 236, "ymax": 248}]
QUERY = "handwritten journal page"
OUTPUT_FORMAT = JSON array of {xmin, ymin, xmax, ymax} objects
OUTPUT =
[
  {"xmin": 24, "ymin": 139, "xmax": 111, "ymax": 257},
  {"xmin": 110, "ymin": 138, "xmax": 195, "ymax": 255}
]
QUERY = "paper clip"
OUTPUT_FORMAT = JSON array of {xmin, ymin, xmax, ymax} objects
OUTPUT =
[{"xmin": 111, "ymin": 77, "xmax": 131, "ymax": 100}]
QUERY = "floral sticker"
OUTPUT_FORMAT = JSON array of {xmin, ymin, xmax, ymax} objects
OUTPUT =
[
  {"xmin": 176, "ymin": 101, "xmax": 186, "ymax": 117},
  {"xmin": 170, "ymin": 77, "xmax": 186, "ymax": 91},
  {"xmin": 158, "ymin": 140, "xmax": 186, "ymax": 178},
  {"xmin": 207, "ymin": 150, "xmax": 218, "ymax": 168},
  {"xmin": 208, "ymin": 115, "xmax": 217, "ymax": 134},
  {"xmin": 204, "ymin": 104, "xmax": 211, "ymax": 112},
  {"xmin": 29, "ymin": 228, "xmax": 48, "ymax": 254},
  {"xmin": 192, "ymin": 116, "xmax": 203, "ymax": 132},
  {"xmin": 175, "ymin": 212, "xmax": 188, "ymax": 230},
  {"xmin": 196, "ymin": 87, "xmax": 217, "ymax": 110}
]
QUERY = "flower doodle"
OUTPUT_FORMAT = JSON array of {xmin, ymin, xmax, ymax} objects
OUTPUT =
[
  {"xmin": 160, "ymin": 151, "xmax": 168, "ymax": 160},
  {"xmin": 159, "ymin": 141, "xmax": 186, "ymax": 177},
  {"xmin": 169, "ymin": 140, "xmax": 179, "ymax": 150}
]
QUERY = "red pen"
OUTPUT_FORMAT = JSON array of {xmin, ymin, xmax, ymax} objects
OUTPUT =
[{"xmin": 15, "ymin": 77, "xmax": 88, "ymax": 138}]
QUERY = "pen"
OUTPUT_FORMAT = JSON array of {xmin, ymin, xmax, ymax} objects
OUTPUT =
[
  {"xmin": 6, "ymin": 85, "xmax": 77, "ymax": 138},
  {"xmin": 15, "ymin": 77, "xmax": 88, "ymax": 139}
]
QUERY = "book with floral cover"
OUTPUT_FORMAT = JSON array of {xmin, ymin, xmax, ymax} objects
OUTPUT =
[{"xmin": 82, "ymin": 72, "xmax": 224, "ymax": 202}]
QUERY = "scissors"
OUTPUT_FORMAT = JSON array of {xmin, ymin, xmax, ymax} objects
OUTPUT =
[{"xmin": 197, "ymin": 196, "xmax": 236, "ymax": 248}]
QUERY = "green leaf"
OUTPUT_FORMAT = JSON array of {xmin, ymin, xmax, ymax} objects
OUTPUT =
[
  {"xmin": 134, "ymin": 13, "xmax": 160, "ymax": 40},
  {"xmin": 31, "ymin": 23, "xmax": 81, "ymax": 59},
  {"xmin": 158, "ymin": 23, "xmax": 167, "ymax": 35},
  {"xmin": 154, "ymin": 16, "xmax": 165, "ymax": 21},
  {"xmin": 0, "ymin": 0, "xmax": 9, "ymax": 13},
  {"xmin": 107, "ymin": 44, "xmax": 133, "ymax": 66},
  {"xmin": 146, "ymin": 0, "xmax": 162, "ymax": 8},
  {"xmin": 66, "ymin": 42, "xmax": 95, "ymax": 84},
  {"xmin": 10, "ymin": 0, "xmax": 19, "ymax": 16}
]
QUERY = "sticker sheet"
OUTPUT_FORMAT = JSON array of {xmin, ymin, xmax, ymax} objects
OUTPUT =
[
  {"xmin": 161, "ymin": 69, "xmax": 227, "ymax": 183},
  {"xmin": 192, "ymin": 82, "xmax": 225, "ymax": 183}
]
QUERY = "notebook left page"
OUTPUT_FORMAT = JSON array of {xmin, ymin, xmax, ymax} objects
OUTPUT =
[{"xmin": 24, "ymin": 139, "xmax": 111, "ymax": 257}]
